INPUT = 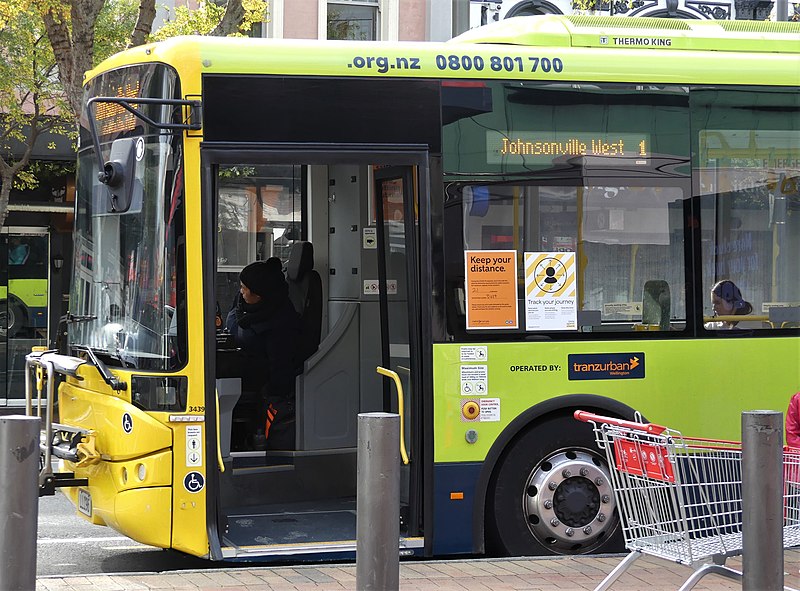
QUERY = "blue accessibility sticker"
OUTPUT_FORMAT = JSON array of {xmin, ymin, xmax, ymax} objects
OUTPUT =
[{"xmin": 184, "ymin": 471, "xmax": 205, "ymax": 493}]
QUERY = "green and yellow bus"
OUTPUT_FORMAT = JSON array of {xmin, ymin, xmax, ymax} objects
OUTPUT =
[
  {"xmin": 2, "ymin": 231, "xmax": 50, "ymax": 339},
  {"xmin": 28, "ymin": 15, "xmax": 800, "ymax": 561}
]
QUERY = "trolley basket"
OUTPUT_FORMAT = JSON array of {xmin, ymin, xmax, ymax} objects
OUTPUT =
[{"xmin": 574, "ymin": 410, "xmax": 800, "ymax": 591}]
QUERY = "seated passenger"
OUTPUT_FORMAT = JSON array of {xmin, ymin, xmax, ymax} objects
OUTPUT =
[
  {"xmin": 705, "ymin": 279, "xmax": 753, "ymax": 330},
  {"xmin": 226, "ymin": 259, "xmax": 303, "ymax": 449}
]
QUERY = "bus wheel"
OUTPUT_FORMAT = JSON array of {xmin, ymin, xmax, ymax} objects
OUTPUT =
[
  {"xmin": 0, "ymin": 300, "xmax": 25, "ymax": 339},
  {"xmin": 487, "ymin": 413, "xmax": 623, "ymax": 556},
  {"xmin": 2, "ymin": 301, "xmax": 26, "ymax": 338}
]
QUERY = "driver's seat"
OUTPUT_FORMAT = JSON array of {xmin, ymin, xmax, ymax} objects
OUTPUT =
[{"xmin": 286, "ymin": 241, "xmax": 322, "ymax": 362}]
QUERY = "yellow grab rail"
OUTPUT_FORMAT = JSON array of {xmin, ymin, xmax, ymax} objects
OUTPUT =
[
  {"xmin": 376, "ymin": 366, "xmax": 410, "ymax": 465},
  {"xmin": 703, "ymin": 315, "xmax": 769, "ymax": 324},
  {"xmin": 215, "ymin": 389, "xmax": 225, "ymax": 473}
]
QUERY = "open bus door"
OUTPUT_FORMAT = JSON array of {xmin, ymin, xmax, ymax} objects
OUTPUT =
[
  {"xmin": 372, "ymin": 166, "xmax": 423, "ymax": 544},
  {"xmin": 207, "ymin": 156, "xmax": 425, "ymax": 559}
]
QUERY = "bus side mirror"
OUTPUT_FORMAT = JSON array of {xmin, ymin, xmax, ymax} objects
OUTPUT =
[{"xmin": 99, "ymin": 137, "xmax": 141, "ymax": 213}]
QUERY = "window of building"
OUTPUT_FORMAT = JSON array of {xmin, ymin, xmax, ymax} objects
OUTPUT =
[{"xmin": 328, "ymin": 0, "xmax": 379, "ymax": 40}]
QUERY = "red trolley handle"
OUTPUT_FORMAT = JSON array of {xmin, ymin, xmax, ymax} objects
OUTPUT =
[{"xmin": 574, "ymin": 410, "xmax": 668, "ymax": 435}]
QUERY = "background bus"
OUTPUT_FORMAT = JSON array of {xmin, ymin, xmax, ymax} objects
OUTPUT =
[{"xmin": 32, "ymin": 15, "xmax": 800, "ymax": 562}]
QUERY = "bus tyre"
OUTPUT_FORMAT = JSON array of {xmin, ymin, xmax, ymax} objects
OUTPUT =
[
  {"xmin": 6, "ymin": 301, "xmax": 25, "ymax": 338},
  {"xmin": 0, "ymin": 300, "xmax": 25, "ymax": 339},
  {"xmin": 487, "ymin": 413, "xmax": 624, "ymax": 556}
]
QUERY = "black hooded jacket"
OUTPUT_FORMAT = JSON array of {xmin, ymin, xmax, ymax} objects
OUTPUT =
[{"xmin": 225, "ymin": 267, "xmax": 303, "ymax": 406}]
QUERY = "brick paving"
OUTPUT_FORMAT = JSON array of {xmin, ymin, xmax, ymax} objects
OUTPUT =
[{"xmin": 36, "ymin": 549, "xmax": 800, "ymax": 590}]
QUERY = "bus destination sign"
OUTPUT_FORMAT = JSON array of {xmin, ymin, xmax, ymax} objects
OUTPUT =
[
  {"xmin": 96, "ymin": 81, "xmax": 141, "ymax": 137},
  {"xmin": 487, "ymin": 131, "xmax": 650, "ymax": 165}
]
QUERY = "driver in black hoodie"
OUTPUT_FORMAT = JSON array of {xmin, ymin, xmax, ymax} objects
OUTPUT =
[{"xmin": 226, "ymin": 258, "xmax": 303, "ymax": 449}]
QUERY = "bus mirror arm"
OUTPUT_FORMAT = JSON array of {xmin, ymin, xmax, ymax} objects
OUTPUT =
[
  {"xmin": 86, "ymin": 98, "xmax": 109, "ymax": 185},
  {"xmin": 86, "ymin": 95, "xmax": 203, "ymax": 186}
]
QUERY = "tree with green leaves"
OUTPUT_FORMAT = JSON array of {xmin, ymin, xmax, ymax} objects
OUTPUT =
[
  {"xmin": 0, "ymin": 0, "xmax": 268, "ymax": 227},
  {"xmin": 42, "ymin": 0, "xmax": 268, "ymax": 121},
  {"xmin": 0, "ymin": 4, "xmax": 74, "ymax": 227}
]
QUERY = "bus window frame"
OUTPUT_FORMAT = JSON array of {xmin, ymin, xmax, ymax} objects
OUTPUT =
[{"xmin": 442, "ymin": 176, "xmax": 696, "ymax": 342}]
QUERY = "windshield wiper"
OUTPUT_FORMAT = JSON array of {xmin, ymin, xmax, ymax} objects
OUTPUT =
[
  {"xmin": 76, "ymin": 346, "xmax": 127, "ymax": 392},
  {"xmin": 65, "ymin": 312, "xmax": 98, "ymax": 324}
]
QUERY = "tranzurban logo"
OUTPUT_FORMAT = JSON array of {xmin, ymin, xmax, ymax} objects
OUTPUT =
[
  {"xmin": 600, "ymin": 36, "xmax": 609, "ymax": 45},
  {"xmin": 568, "ymin": 352, "xmax": 645, "ymax": 380}
]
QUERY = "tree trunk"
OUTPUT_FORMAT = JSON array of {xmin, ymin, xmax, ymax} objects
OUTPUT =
[
  {"xmin": 0, "ymin": 166, "xmax": 13, "ymax": 228},
  {"xmin": 42, "ymin": 8, "xmax": 81, "ymax": 121},
  {"xmin": 211, "ymin": 0, "xmax": 245, "ymax": 36},
  {"xmin": 0, "ymin": 125, "xmax": 39, "ymax": 228},
  {"xmin": 130, "ymin": 0, "xmax": 156, "ymax": 48},
  {"xmin": 42, "ymin": 0, "xmax": 105, "ymax": 123}
]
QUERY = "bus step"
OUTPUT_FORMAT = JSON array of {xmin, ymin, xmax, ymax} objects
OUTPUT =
[
  {"xmin": 232, "ymin": 463, "xmax": 295, "ymax": 476},
  {"xmin": 230, "ymin": 451, "xmax": 295, "ymax": 475},
  {"xmin": 39, "ymin": 472, "xmax": 88, "ymax": 497}
]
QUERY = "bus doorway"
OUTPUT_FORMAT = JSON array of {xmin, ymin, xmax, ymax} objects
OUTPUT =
[{"xmin": 208, "ymin": 154, "xmax": 424, "ymax": 558}]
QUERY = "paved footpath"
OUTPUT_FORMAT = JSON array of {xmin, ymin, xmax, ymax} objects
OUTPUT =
[{"xmin": 37, "ymin": 549, "xmax": 800, "ymax": 590}]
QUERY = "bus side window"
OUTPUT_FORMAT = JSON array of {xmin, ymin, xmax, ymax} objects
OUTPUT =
[{"xmin": 769, "ymin": 306, "xmax": 800, "ymax": 329}]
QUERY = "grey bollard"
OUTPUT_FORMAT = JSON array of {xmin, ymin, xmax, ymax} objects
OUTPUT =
[
  {"xmin": 356, "ymin": 412, "xmax": 400, "ymax": 591},
  {"xmin": 775, "ymin": 0, "xmax": 789, "ymax": 20},
  {"xmin": 742, "ymin": 411, "xmax": 783, "ymax": 591},
  {"xmin": 0, "ymin": 416, "xmax": 41, "ymax": 591}
]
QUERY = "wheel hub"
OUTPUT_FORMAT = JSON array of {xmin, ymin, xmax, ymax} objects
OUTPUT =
[
  {"xmin": 523, "ymin": 449, "xmax": 616, "ymax": 552},
  {"xmin": 554, "ymin": 476, "xmax": 601, "ymax": 526}
]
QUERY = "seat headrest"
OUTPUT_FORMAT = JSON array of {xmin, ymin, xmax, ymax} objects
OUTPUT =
[{"xmin": 287, "ymin": 241, "xmax": 314, "ymax": 281}]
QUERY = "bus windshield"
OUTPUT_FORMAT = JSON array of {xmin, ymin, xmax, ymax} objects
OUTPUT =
[{"xmin": 68, "ymin": 64, "xmax": 186, "ymax": 370}]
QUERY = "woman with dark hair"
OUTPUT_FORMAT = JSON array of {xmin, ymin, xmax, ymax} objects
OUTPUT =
[
  {"xmin": 705, "ymin": 279, "xmax": 753, "ymax": 329},
  {"xmin": 226, "ymin": 258, "xmax": 303, "ymax": 449}
]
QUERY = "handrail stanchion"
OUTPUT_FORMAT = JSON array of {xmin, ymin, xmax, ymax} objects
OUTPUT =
[
  {"xmin": 41, "ymin": 360, "xmax": 55, "ymax": 482},
  {"xmin": 0, "ymin": 415, "xmax": 41, "ymax": 590},
  {"xmin": 376, "ymin": 366, "xmax": 410, "ymax": 464},
  {"xmin": 742, "ymin": 410, "xmax": 783, "ymax": 591},
  {"xmin": 24, "ymin": 358, "xmax": 32, "ymax": 417},
  {"xmin": 356, "ymin": 412, "xmax": 400, "ymax": 591}
]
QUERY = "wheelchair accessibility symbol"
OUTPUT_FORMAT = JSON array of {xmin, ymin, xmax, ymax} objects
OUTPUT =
[
  {"xmin": 184, "ymin": 471, "xmax": 205, "ymax": 493},
  {"xmin": 122, "ymin": 413, "xmax": 133, "ymax": 434}
]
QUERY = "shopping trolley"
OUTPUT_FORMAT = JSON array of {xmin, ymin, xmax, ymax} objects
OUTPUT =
[{"xmin": 574, "ymin": 410, "xmax": 800, "ymax": 591}]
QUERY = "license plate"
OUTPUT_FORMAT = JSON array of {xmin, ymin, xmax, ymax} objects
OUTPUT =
[{"xmin": 78, "ymin": 489, "xmax": 92, "ymax": 517}]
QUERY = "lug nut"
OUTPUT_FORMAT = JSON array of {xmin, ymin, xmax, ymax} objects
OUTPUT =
[
  {"xmin": 550, "ymin": 517, "xmax": 560, "ymax": 527},
  {"xmin": 583, "ymin": 526, "xmax": 593, "ymax": 535},
  {"xmin": 548, "ymin": 481, "xmax": 558, "ymax": 491},
  {"xmin": 562, "ymin": 469, "xmax": 572, "ymax": 478},
  {"xmin": 598, "ymin": 513, "xmax": 606, "ymax": 522},
  {"xmin": 580, "ymin": 467, "xmax": 589, "ymax": 477},
  {"xmin": 565, "ymin": 527, "xmax": 574, "ymax": 537},
  {"xmin": 543, "ymin": 500, "xmax": 553, "ymax": 510},
  {"xmin": 595, "ymin": 477, "xmax": 604, "ymax": 486},
  {"xmin": 601, "ymin": 494, "xmax": 611, "ymax": 503}
]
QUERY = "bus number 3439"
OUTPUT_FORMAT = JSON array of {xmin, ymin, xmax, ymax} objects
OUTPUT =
[{"xmin": 435, "ymin": 55, "xmax": 564, "ymax": 73}]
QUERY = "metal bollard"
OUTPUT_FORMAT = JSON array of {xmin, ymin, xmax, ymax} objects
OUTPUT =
[
  {"xmin": 775, "ymin": 0, "xmax": 788, "ymax": 20},
  {"xmin": 742, "ymin": 411, "xmax": 783, "ymax": 591},
  {"xmin": 356, "ymin": 412, "xmax": 400, "ymax": 591},
  {"xmin": 0, "ymin": 415, "xmax": 41, "ymax": 591}
]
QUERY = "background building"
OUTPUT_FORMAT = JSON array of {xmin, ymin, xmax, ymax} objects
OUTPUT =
[{"xmin": 470, "ymin": 0, "xmax": 798, "ymax": 22}]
